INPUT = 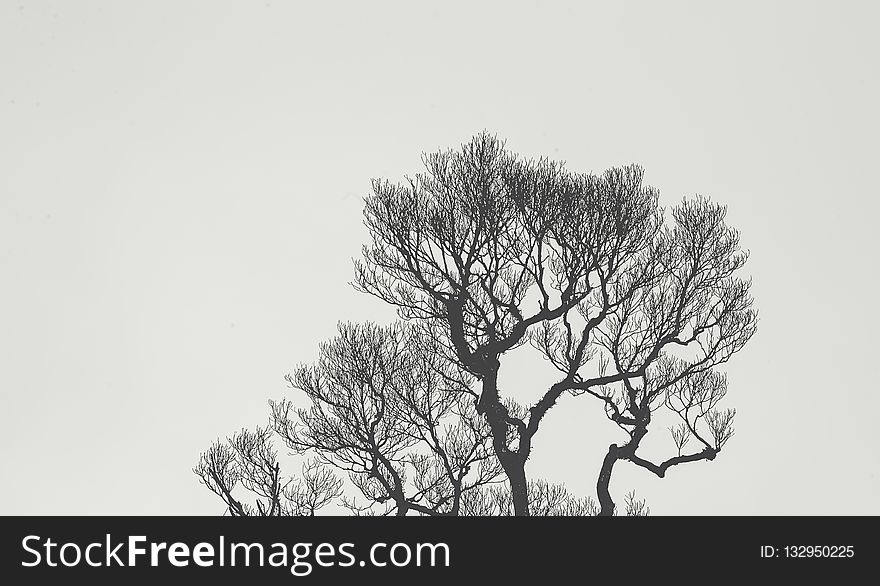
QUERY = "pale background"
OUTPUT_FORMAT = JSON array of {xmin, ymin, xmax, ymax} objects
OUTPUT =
[{"xmin": 2, "ymin": 0, "xmax": 878, "ymax": 515}]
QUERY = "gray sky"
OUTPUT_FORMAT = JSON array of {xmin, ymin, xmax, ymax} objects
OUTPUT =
[{"xmin": 2, "ymin": 0, "xmax": 878, "ymax": 515}]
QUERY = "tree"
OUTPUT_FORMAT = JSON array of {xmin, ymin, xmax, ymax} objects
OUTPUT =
[
  {"xmin": 354, "ymin": 132, "xmax": 757, "ymax": 515},
  {"xmin": 197, "ymin": 132, "xmax": 756, "ymax": 516},
  {"xmin": 196, "ymin": 321, "xmax": 506, "ymax": 516},
  {"xmin": 195, "ymin": 427, "xmax": 343, "ymax": 516}
]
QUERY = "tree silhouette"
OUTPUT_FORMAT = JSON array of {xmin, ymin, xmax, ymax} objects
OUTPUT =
[
  {"xmin": 197, "ymin": 132, "xmax": 756, "ymax": 515},
  {"xmin": 196, "ymin": 321, "xmax": 505, "ymax": 516},
  {"xmin": 195, "ymin": 428, "xmax": 343, "ymax": 516},
  {"xmin": 354, "ymin": 133, "xmax": 756, "ymax": 515}
]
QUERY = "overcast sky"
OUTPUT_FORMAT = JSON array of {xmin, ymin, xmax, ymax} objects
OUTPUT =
[{"xmin": 2, "ymin": 1, "xmax": 878, "ymax": 515}]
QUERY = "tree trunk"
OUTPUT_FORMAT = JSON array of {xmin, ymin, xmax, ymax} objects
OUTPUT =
[
  {"xmin": 597, "ymin": 444, "xmax": 620, "ymax": 516},
  {"xmin": 505, "ymin": 459, "xmax": 530, "ymax": 516},
  {"xmin": 476, "ymin": 358, "xmax": 532, "ymax": 516}
]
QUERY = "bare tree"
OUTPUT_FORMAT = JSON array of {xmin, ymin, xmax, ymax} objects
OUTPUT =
[
  {"xmin": 197, "ymin": 321, "xmax": 506, "ymax": 516},
  {"xmin": 354, "ymin": 132, "xmax": 757, "ymax": 515},
  {"xmin": 194, "ymin": 427, "xmax": 343, "ymax": 516},
  {"xmin": 272, "ymin": 321, "xmax": 504, "ymax": 516},
  {"xmin": 196, "ymin": 132, "xmax": 755, "ymax": 516}
]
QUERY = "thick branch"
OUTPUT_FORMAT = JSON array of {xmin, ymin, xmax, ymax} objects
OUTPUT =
[{"xmin": 626, "ymin": 447, "xmax": 718, "ymax": 478}]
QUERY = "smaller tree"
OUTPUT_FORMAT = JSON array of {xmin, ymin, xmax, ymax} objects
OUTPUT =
[
  {"xmin": 196, "ymin": 321, "xmax": 505, "ymax": 516},
  {"xmin": 194, "ymin": 427, "xmax": 343, "ymax": 516},
  {"xmin": 273, "ymin": 321, "xmax": 503, "ymax": 516}
]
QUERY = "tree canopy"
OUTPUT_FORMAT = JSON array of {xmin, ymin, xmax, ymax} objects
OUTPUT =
[{"xmin": 197, "ymin": 132, "xmax": 757, "ymax": 516}]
